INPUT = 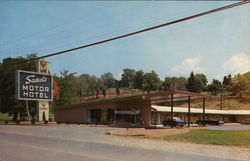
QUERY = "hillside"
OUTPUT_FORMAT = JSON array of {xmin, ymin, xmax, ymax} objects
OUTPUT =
[{"xmin": 81, "ymin": 88, "xmax": 250, "ymax": 110}]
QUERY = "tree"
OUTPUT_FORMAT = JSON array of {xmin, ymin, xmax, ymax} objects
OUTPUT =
[
  {"xmin": 102, "ymin": 88, "xmax": 106, "ymax": 98},
  {"xmin": 134, "ymin": 70, "xmax": 144, "ymax": 89},
  {"xmin": 115, "ymin": 80, "xmax": 120, "ymax": 96},
  {"xmin": 120, "ymin": 68, "xmax": 136, "ymax": 88},
  {"xmin": 101, "ymin": 72, "xmax": 116, "ymax": 88},
  {"xmin": 195, "ymin": 73, "xmax": 207, "ymax": 91},
  {"xmin": 232, "ymin": 72, "xmax": 250, "ymax": 97},
  {"xmin": 55, "ymin": 70, "xmax": 78, "ymax": 105},
  {"xmin": 223, "ymin": 74, "xmax": 233, "ymax": 92},
  {"xmin": 186, "ymin": 72, "xmax": 207, "ymax": 93},
  {"xmin": 186, "ymin": 72, "xmax": 197, "ymax": 92},
  {"xmin": 207, "ymin": 79, "xmax": 223, "ymax": 95},
  {"xmin": 142, "ymin": 71, "xmax": 161, "ymax": 94},
  {"xmin": 171, "ymin": 77, "xmax": 187, "ymax": 91},
  {"xmin": 88, "ymin": 75, "xmax": 98, "ymax": 95},
  {"xmin": 0, "ymin": 55, "xmax": 37, "ymax": 120},
  {"xmin": 162, "ymin": 77, "xmax": 174, "ymax": 91}
]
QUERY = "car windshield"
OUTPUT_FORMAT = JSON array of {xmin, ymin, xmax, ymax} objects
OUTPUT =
[{"xmin": 173, "ymin": 117, "xmax": 182, "ymax": 121}]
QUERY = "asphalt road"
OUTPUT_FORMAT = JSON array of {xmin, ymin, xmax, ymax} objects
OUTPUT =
[{"xmin": 0, "ymin": 125, "xmax": 248, "ymax": 161}]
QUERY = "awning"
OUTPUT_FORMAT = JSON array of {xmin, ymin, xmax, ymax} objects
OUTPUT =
[{"xmin": 151, "ymin": 105, "xmax": 250, "ymax": 115}]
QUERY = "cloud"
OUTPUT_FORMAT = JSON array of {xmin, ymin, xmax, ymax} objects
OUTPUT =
[
  {"xmin": 170, "ymin": 56, "xmax": 205, "ymax": 75},
  {"xmin": 223, "ymin": 53, "xmax": 250, "ymax": 75}
]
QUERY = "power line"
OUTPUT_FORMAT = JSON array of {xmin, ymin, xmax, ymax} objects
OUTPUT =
[{"xmin": 12, "ymin": 1, "xmax": 250, "ymax": 64}]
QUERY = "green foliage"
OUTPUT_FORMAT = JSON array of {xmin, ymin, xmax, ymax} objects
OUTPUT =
[
  {"xmin": 187, "ymin": 72, "xmax": 207, "ymax": 93},
  {"xmin": 207, "ymin": 79, "xmax": 223, "ymax": 95},
  {"xmin": 223, "ymin": 74, "xmax": 233, "ymax": 92},
  {"xmin": 232, "ymin": 72, "xmax": 250, "ymax": 96},
  {"xmin": 0, "ymin": 112, "xmax": 12, "ymax": 120},
  {"xmin": 195, "ymin": 74, "xmax": 207, "ymax": 91},
  {"xmin": 120, "ymin": 68, "xmax": 136, "ymax": 88},
  {"xmin": 116, "ymin": 87, "xmax": 120, "ymax": 96},
  {"xmin": 102, "ymin": 88, "xmax": 106, "ymax": 98},
  {"xmin": 0, "ymin": 55, "xmax": 37, "ymax": 120},
  {"xmin": 54, "ymin": 70, "xmax": 78, "ymax": 105},
  {"xmin": 134, "ymin": 70, "xmax": 144, "ymax": 89},
  {"xmin": 142, "ymin": 71, "xmax": 161, "ymax": 93},
  {"xmin": 164, "ymin": 129, "xmax": 250, "ymax": 146},
  {"xmin": 101, "ymin": 72, "xmax": 116, "ymax": 88},
  {"xmin": 162, "ymin": 77, "xmax": 173, "ymax": 91}
]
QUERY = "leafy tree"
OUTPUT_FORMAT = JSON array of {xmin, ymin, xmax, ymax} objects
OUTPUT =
[
  {"xmin": 102, "ymin": 88, "xmax": 106, "ymax": 98},
  {"xmin": 134, "ymin": 70, "xmax": 144, "ymax": 89},
  {"xmin": 186, "ymin": 72, "xmax": 207, "ymax": 93},
  {"xmin": 55, "ymin": 70, "xmax": 78, "ymax": 105},
  {"xmin": 162, "ymin": 77, "xmax": 187, "ymax": 91},
  {"xmin": 78, "ymin": 74, "xmax": 90, "ymax": 96},
  {"xmin": 195, "ymin": 74, "xmax": 208, "ymax": 91},
  {"xmin": 142, "ymin": 71, "xmax": 161, "ymax": 94},
  {"xmin": 223, "ymin": 74, "xmax": 233, "ymax": 92},
  {"xmin": 116, "ymin": 87, "xmax": 120, "ymax": 96},
  {"xmin": 171, "ymin": 77, "xmax": 187, "ymax": 91},
  {"xmin": 232, "ymin": 72, "xmax": 250, "ymax": 97},
  {"xmin": 207, "ymin": 79, "xmax": 223, "ymax": 95},
  {"xmin": 88, "ymin": 75, "xmax": 98, "ymax": 95},
  {"xmin": 77, "ymin": 74, "xmax": 99, "ymax": 99},
  {"xmin": 115, "ymin": 80, "xmax": 120, "ymax": 96},
  {"xmin": 186, "ymin": 72, "xmax": 197, "ymax": 92},
  {"xmin": 101, "ymin": 72, "xmax": 116, "ymax": 88},
  {"xmin": 0, "ymin": 55, "xmax": 37, "ymax": 120},
  {"xmin": 223, "ymin": 74, "xmax": 232, "ymax": 86},
  {"xmin": 162, "ymin": 77, "xmax": 174, "ymax": 91},
  {"xmin": 120, "ymin": 68, "xmax": 136, "ymax": 88}
]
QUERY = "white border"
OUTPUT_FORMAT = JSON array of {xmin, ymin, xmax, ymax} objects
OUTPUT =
[{"xmin": 15, "ymin": 70, "xmax": 53, "ymax": 101}]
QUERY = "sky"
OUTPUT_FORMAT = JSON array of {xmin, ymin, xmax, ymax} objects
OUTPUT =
[{"xmin": 0, "ymin": 1, "xmax": 249, "ymax": 82}]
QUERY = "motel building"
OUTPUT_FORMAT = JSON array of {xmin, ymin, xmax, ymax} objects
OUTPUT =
[{"xmin": 55, "ymin": 90, "xmax": 250, "ymax": 127}]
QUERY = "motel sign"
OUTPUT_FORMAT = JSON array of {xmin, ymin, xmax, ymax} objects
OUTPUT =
[{"xmin": 15, "ymin": 70, "xmax": 53, "ymax": 101}]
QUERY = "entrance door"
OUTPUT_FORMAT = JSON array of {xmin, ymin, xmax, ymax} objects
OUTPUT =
[{"xmin": 86, "ymin": 110, "xmax": 91, "ymax": 123}]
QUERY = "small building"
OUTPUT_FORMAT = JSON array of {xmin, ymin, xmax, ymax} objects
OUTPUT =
[{"xmin": 55, "ymin": 90, "xmax": 250, "ymax": 126}]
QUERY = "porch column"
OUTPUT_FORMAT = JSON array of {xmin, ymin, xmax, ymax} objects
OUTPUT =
[
  {"xmin": 157, "ymin": 113, "xmax": 161, "ymax": 125},
  {"xmin": 203, "ymin": 98, "xmax": 206, "ymax": 126},
  {"xmin": 171, "ymin": 94, "xmax": 173, "ymax": 121},
  {"xmin": 188, "ymin": 96, "xmax": 191, "ymax": 127},
  {"xmin": 141, "ymin": 103, "xmax": 151, "ymax": 127}
]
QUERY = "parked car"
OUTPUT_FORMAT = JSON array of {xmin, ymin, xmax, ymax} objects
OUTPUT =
[
  {"xmin": 163, "ymin": 117, "xmax": 186, "ymax": 127},
  {"xmin": 196, "ymin": 119, "xmax": 224, "ymax": 126}
]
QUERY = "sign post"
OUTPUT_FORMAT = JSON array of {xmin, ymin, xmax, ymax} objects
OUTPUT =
[
  {"xmin": 36, "ymin": 60, "xmax": 50, "ymax": 122},
  {"xmin": 26, "ymin": 100, "xmax": 31, "ymax": 122}
]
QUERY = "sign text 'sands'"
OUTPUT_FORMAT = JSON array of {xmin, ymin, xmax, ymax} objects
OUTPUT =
[{"xmin": 15, "ymin": 70, "xmax": 53, "ymax": 101}]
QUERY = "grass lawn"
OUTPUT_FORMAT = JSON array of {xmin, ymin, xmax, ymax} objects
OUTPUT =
[
  {"xmin": 164, "ymin": 129, "xmax": 250, "ymax": 146},
  {"xmin": 0, "ymin": 113, "xmax": 12, "ymax": 121}
]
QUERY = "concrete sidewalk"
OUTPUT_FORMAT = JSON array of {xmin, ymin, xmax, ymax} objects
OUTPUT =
[{"xmin": 106, "ymin": 127, "xmax": 207, "ymax": 137}]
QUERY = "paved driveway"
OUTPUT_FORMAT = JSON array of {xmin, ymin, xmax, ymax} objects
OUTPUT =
[{"xmin": 0, "ymin": 125, "xmax": 249, "ymax": 161}]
